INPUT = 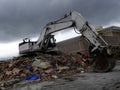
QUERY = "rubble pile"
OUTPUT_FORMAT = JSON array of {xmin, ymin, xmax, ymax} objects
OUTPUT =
[{"xmin": 0, "ymin": 53, "xmax": 89, "ymax": 89}]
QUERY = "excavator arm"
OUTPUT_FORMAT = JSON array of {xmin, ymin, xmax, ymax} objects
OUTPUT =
[{"xmin": 36, "ymin": 11, "xmax": 108, "ymax": 52}]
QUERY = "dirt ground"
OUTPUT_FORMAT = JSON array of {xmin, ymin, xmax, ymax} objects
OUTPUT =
[{"xmin": 8, "ymin": 61, "xmax": 120, "ymax": 90}]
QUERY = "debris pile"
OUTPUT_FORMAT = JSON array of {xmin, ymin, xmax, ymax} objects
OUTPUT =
[{"xmin": 0, "ymin": 53, "xmax": 89, "ymax": 89}]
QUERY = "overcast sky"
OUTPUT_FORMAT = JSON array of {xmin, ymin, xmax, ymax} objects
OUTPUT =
[{"xmin": 0, "ymin": 0, "xmax": 120, "ymax": 59}]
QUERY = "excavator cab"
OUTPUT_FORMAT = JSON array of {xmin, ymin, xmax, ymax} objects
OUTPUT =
[{"xmin": 42, "ymin": 35, "xmax": 56, "ymax": 50}]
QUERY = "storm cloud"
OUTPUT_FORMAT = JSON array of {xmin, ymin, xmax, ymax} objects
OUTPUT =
[{"xmin": 0, "ymin": 0, "xmax": 120, "ymax": 42}]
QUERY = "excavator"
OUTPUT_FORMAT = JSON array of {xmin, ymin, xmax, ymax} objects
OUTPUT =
[{"xmin": 19, "ymin": 11, "xmax": 116, "ymax": 72}]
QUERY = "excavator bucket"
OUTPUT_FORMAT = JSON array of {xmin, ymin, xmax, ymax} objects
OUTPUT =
[{"xmin": 93, "ymin": 53, "xmax": 116, "ymax": 72}]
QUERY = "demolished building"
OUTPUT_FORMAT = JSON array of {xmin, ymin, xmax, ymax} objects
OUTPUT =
[{"xmin": 56, "ymin": 26, "xmax": 120, "ymax": 55}]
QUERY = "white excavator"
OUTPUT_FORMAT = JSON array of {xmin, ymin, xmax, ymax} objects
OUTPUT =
[{"xmin": 19, "ymin": 11, "xmax": 116, "ymax": 72}]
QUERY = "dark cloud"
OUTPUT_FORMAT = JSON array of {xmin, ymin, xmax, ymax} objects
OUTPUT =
[{"xmin": 0, "ymin": 0, "xmax": 120, "ymax": 42}]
